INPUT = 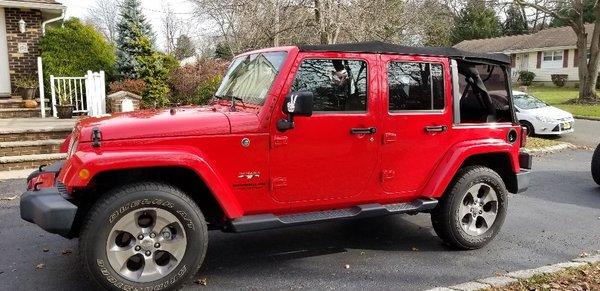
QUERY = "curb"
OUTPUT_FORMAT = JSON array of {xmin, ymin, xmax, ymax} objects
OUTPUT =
[
  {"xmin": 522, "ymin": 142, "xmax": 573, "ymax": 154},
  {"xmin": 575, "ymin": 116, "xmax": 600, "ymax": 121},
  {"xmin": 425, "ymin": 255, "xmax": 600, "ymax": 291}
]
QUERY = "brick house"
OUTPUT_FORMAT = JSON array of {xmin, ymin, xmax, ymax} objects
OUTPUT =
[
  {"xmin": 454, "ymin": 24, "xmax": 595, "ymax": 87},
  {"xmin": 0, "ymin": 0, "xmax": 64, "ymax": 98}
]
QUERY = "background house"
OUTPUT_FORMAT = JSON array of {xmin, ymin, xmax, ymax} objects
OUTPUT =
[
  {"xmin": 454, "ymin": 24, "xmax": 594, "ymax": 87},
  {"xmin": 0, "ymin": 0, "xmax": 64, "ymax": 98}
]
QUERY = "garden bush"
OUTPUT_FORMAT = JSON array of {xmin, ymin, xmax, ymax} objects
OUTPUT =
[
  {"xmin": 169, "ymin": 59, "xmax": 229, "ymax": 105},
  {"xmin": 41, "ymin": 18, "xmax": 115, "ymax": 79},
  {"xmin": 518, "ymin": 70, "xmax": 536, "ymax": 86},
  {"xmin": 551, "ymin": 74, "xmax": 568, "ymax": 87},
  {"xmin": 108, "ymin": 79, "xmax": 147, "ymax": 96}
]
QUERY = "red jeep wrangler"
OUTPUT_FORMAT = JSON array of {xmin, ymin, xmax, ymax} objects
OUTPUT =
[{"xmin": 20, "ymin": 42, "xmax": 531, "ymax": 290}]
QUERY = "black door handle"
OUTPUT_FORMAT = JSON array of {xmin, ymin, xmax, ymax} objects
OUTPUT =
[
  {"xmin": 424, "ymin": 125, "xmax": 447, "ymax": 133},
  {"xmin": 350, "ymin": 127, "xmax": 377, "ymax": 134}
]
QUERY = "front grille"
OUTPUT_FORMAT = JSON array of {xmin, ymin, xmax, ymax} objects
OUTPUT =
[{"xmin": 56, "ymin": 181, "xmax": 69, "ymax": 197}]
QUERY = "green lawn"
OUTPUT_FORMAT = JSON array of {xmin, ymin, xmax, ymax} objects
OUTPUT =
[{"xmin": 525, "ymin": 86, "xmax": 600, "ymax": 118}]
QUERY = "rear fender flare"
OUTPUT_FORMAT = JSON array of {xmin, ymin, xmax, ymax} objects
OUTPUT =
[{"xmin": 422, "ymin": 139, "xmax": 518, "ymax": 197}]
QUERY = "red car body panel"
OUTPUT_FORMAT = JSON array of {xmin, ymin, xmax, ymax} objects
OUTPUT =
[{"xmin": 56, "ymin": 46, "xmax": 523, "ymax": 220}]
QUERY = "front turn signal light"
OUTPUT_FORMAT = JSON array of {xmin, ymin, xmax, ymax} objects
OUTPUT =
[{"xmin": 78, "ymin": 169, "xmax": 90, "ymax": 180}]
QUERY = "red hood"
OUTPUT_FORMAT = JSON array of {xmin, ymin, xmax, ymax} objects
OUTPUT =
[{"xmin": 76, "ymin": 106, "xmax": 231, "ymax": 142}]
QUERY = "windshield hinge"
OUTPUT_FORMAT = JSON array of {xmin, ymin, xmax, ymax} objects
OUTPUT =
[{"xmin": 91, "ymin": 127, "xmax": 102, "ymax": 147}]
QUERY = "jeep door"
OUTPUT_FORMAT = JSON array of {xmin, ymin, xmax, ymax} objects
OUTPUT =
[
  {"xmin": 270, "ymin": 53, "xmax": 380, "ymax": 204},
  {"xmin": 379, "ymin": 55, "xmax": 453, "ymax": 197}
]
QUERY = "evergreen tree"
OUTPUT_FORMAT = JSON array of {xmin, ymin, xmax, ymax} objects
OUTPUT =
[
  {"xmin": 504, "ymin": 4, "xmax": 528, "ymax": 35},
  {"xmin": 451, "ymin": 3, "xmax": 503, "ymax": 44},
  {"xmin": 130, "ymin": 27, "xmax": 170, "ymax": 107},
  {"xmin": 174, "ymin": 35, "xmax": 196, "ymax": 60},
  {"xmin": 115, "ymin": 0, "xmax": 155, "ymax": 79}
]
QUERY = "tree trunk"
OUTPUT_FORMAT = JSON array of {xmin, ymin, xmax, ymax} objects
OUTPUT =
[
  {"xmin": 314, "ymin": 0, "xmax": 328, "ymax": 44},
  {"xmin": 576, "ymin": 16, "xmax": 600, "ymax": 101}
]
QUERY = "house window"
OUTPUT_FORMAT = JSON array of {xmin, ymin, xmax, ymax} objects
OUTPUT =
[{"xmin": 541, "ymin": 50, "xmax": 563, "ymax": 68}]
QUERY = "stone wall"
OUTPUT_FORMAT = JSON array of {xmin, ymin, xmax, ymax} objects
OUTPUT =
[{"xmin": 4, "ymin": 8, "xmax": 42, "ymax": 97}]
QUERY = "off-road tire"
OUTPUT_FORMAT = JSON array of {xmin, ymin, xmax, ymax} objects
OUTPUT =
[
  {"xmin": 520, "ymin": 120, "xmax": 534, "ymax": 136},
  {"xmin": 592, "ymin": 144, "xmax": 600, "ymax": 185},
  {"xmin": 431, "ymin": 166, "xmax": 508, "ymax": 250},
  {"xmin": 79, "ymin": 182, "xmax": 208, "ymax": 291}
]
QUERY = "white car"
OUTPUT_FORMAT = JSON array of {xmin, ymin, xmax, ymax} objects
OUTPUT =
[{"xmin": 513, "ymin": 90, "xmax": 574, "ymax": 136}]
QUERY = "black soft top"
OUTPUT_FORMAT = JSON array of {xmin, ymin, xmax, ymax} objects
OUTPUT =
[{"xmin": 298, "ymin": 41, "xmax": 509, "ymax": 65}]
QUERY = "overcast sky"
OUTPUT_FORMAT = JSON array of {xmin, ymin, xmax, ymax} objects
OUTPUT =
[{"xmin": 57, "ymin": 0, "xmax": 202, "ymax": 50}]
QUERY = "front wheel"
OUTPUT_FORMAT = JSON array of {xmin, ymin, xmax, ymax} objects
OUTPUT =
[
  {"xmin": 431, "ymin": 166, "xmax": 508, "ymax": 250},
  {"xmin": 592, "ymin": 144, "xmax": 600, "ymax": 185},
  {"xmin": 80, "ymin": 182, "xmax": 208, "ymax": 291}
]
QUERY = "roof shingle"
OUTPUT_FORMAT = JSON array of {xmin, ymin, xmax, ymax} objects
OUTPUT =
[
  {"xmin": 11, "ymin": 0, "xmax": 61, "ymax": 4},
  {"xmin": 454, "ymin": 24, "xmax": 594, "ymax": 53}
]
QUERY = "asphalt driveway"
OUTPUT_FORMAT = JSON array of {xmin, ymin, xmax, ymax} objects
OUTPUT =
[
  {"xmin": 555, "ymin": 118, "xmax": 600, "ymax": 147},
  {"xmin": 0, "ymin": 149, "xmax": 599, "ymax": 290}
]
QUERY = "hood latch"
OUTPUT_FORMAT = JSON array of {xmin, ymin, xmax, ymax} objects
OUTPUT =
[{"xmin": 92, "ymin": 127, "xmax": 102, "ymax": 147}]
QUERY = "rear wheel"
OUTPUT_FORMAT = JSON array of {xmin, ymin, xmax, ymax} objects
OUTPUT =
[
  {"xmin": 80, "ymin": 182, "xmax": 208, "ymax": 291},
  {"xmin": 431, "ymin": 166, "xmax": 508, "ymax": 250},
  {"xmin": 592, "ymin": 144, "xmax": 600, "ymax": 185}
]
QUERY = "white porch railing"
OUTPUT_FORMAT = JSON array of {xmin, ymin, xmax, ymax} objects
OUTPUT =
[{"xmin": 49, "ymin": 71, "xmax": 106, "ymax": 117}]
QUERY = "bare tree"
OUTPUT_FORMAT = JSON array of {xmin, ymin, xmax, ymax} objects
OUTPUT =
[
  {"xmin": 162, "ymin": 4, "xmax": 181, "ymax": 53},
  {"xmin": 516, "ymin": 0, "xmax": 600, "ymax": 102},
  {"xmin": 86, "ymin": 0, "xmax": 121, "ymax": 43}
]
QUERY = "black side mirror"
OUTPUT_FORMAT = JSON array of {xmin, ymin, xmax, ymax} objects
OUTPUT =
[{"xmin": 277, "ymin": 91, "xmax": 313, "ymax": 131}]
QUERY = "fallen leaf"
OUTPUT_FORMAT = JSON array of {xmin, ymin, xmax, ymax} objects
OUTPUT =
[
  {"xmin": 194, "ymin": 278, "xmax": 207, "ymax": 286},
  {"xmin": 35, "ymin": 263, "xmax": 44, "ymax": 270}
]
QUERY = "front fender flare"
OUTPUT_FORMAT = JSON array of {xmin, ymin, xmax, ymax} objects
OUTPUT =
[
  {"xmin": 422, "ymin": 139, "xmax": 519, "ymax": 198},
  {"xmin": 58, "ymin": 146, "xmax": 243, "ymax": 218}
]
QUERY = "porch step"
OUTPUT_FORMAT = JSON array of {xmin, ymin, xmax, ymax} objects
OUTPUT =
[
  {"xmin": 0, "ymin": 139, "xmax": 63, "ymax": 157},
  {"xmin": 0, "ymin": 128, "xmax": 72, "ymax": 142},
  {"xmin": 0, "ymin": 108, "xmax": 51, "ymax": 118},
  {"xmin": 0, "ymin": 99, "xmax": 25, "ymax": 109},
  {"xmin": 0, "ymin": 153, "xmax": 67, "ymax": 171}
]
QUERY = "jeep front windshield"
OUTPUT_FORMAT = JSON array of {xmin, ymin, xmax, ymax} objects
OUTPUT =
[{"xmin": 215, "ymin": 51, "xmax": 288, "ymax": 105}]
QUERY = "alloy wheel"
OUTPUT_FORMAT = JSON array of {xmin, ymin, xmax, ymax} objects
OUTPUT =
[
  {"xmin": 105, "ymin": 207, "xmax": 187, "ymax": 282},
  {"xmin": 458, "ymin": 183, "xmax": 498, "ymax": 236}
]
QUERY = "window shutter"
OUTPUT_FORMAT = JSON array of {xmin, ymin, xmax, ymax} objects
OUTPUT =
[
  {"xmin": 536, "ymin": 51, "xmax": 542, "ymax": 68},
  {"xmin": 574, "ymin": 49, "xmax": 579, "ymax": 67},
  {"xmin": 510, "ymin": 54, "xmax": 516, "ymax": 68},
  {"xmin": 563, "ymin": 50, "xmax": 569, "ymax": 67}
]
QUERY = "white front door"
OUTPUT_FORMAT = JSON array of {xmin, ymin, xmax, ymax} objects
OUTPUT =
[
  {"xmin": 0, "ymin": 8, "xmax": 11, "ymax": 96},
  {"xmin": 519, "ymin": 53, "xmax": 529, "ymax": 70}
]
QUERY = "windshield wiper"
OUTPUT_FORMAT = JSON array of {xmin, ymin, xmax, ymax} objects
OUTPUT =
[{"xmin": 214, "ymin": 94, "xmax": 244, "ymax": 110}]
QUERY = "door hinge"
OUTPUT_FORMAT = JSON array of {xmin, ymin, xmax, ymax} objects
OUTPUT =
[
  {"xmin": 272, "ymin": 135, "xmax": 288, "ymax": 148},
  {"xmin": 383, "ymin": 132, "xmax": 397, "ymax": 144},
  {"xmin": 381, "ymin": 170, "xmax": 395, "ymax": 182},
  {"xmin": 271, "ymin": 177, "xmax": 287, "ymax": 190}
]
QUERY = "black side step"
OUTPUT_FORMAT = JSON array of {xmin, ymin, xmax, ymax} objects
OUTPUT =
[{"xmin": 228, "ymin": 199, "xmax": 438, "ymax": 233}]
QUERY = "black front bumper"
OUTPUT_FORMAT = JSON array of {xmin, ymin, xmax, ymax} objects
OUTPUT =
[
  {"xmin": 20, "ymin": 161, "xmax": 76, "ymax": 238},
  {"xmin": 20, "ymin": 188, "xmax": 77, "ymax": 238}
]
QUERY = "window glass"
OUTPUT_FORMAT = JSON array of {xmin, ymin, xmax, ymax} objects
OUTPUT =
[
  {"xmin": 216, "ymin": 52, "xmax": 287, "ymax": 105},
  {"xmin": 291, "ymin": 59, "xmax": 367, "ymax": 112},
  {"xmin": 388, "ymin": 62, "xmax": 444, "ymax": 111}
]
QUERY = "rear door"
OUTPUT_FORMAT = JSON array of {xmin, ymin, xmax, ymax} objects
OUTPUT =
[
  {"xmin": 270, "ymin": 53, "xmax": 380, "ymax": 203},
  {"xmin": 379, "ymin": 55, "xmax": 454, "ymax": 197}
]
